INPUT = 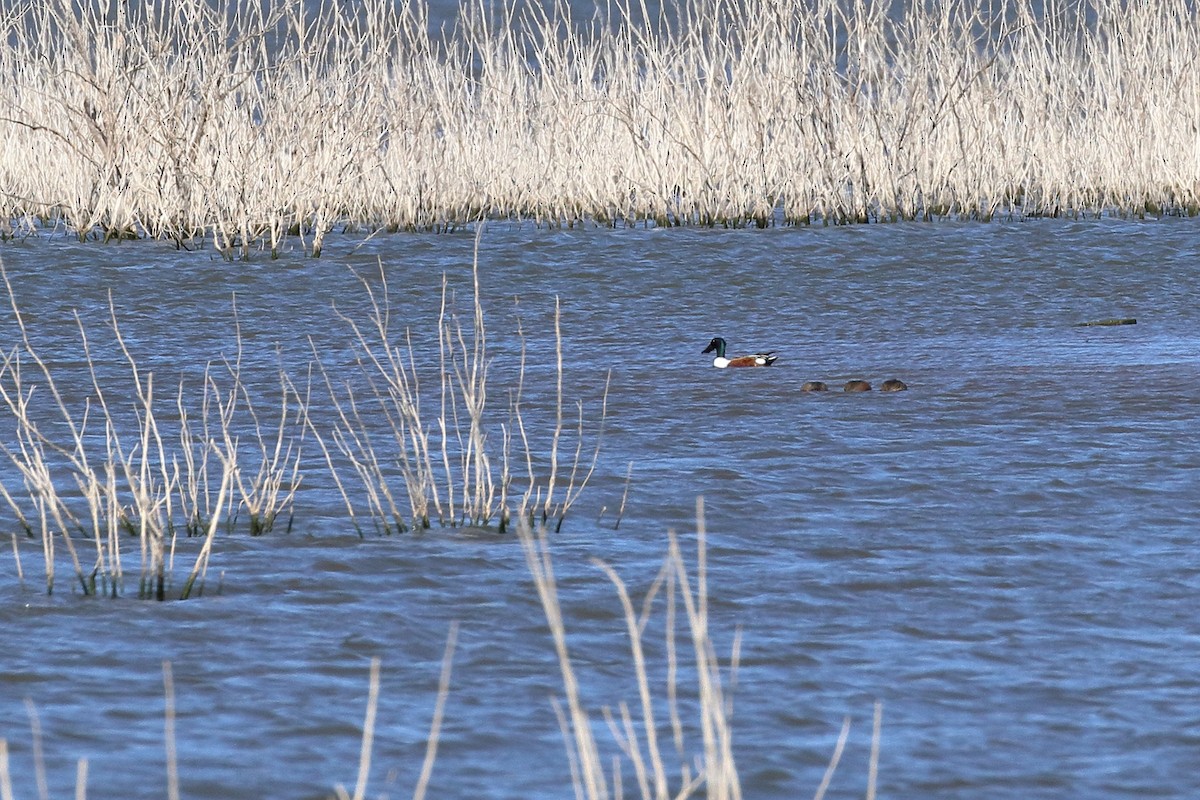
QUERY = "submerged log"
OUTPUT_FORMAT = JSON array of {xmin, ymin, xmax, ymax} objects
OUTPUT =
[{"xmin": 1074, "ymin": 318, "xmax": 1137, "ymax": 327}]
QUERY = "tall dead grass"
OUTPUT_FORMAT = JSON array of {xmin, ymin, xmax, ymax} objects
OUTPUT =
[
  {"xmin": 304, "ymin": 228, "xmax": 606, "ymax": 535},
  {"xmin": 1, "ymin": 0, "xmax": 1197, "ymax": 253},
  {"xmin": 0, "ymin": 629, "xmax": 459, "ymax": 800},
  {"xmin": 2, "ymin": 509, "xmax": 882, "ymax": 798},
  {"xmin": 0, "ymin": 238, "xmax": 606, "ymax": 595},
  {"xmin": 0, "ymin": 273, "xmax": 284, "ymax": 598},
  {"xmin": 517, "ymin": 498, "xmax": 881, "ymax": 799},
  {"xmin": 0, "ymin": 267, "xmax": 249, "ymax": 599}
]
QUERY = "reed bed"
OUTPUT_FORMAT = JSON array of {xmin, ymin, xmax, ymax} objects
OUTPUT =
[
  {"xmin": 0, "ymin": 240, "xmax": 606, "ymax": 595},
  {"xmin": 306, "ymin": 232, "xmax": 608, "ymax": 535},
  {"xmin": 0, "ymin": 266, "xmax": 281, "ymax": 599},
  {"xmin": 1, "ymin": 0, "xmax": 1198, "ymax": 251}
]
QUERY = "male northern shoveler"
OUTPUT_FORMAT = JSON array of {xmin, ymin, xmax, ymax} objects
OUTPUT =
[{"xmin": 702, "ymin": 336, "xmax": 778, "ymax": 368}]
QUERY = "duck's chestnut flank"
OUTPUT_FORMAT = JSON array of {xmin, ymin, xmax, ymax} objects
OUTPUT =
[{"xmin": 702, "ymin": 336, "xmax": 778, "ymax": 368}]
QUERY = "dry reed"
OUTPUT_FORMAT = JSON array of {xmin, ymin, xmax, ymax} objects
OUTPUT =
[
  {"xmin": 0, "ymin": 234, "xmax": 606, "ymax": 595},
  {"xmin": 307, "ymin": 235, "xmax": 607, "ymax": 535},
  {"xmin": 328, "ymin": 625, "xmax": 459, "ymax": 800},
  {"xmin": 2, "ymin": 631, "xmax": 460, "ymax": 800},
  {"xmin": 1, "ymin": 524, "xmax": 880, "ymax": 798},
  {"xmin": 163, "ymin": 662, "xmax": 180, "ymax": 800},
  {"xmin": 0, "ymin": 263, "xmax": 297, "ymax": 598},
  {"xmin": 517, "ymin": 498, "xmax": 885, "ymax": 799},
  {"xmin": 1, "ymin": 0, "xmax": 1197, "ymax": 254},
  {"xmin": 518, "ymin": 497, "xmax": 746, "ymax": 799}
]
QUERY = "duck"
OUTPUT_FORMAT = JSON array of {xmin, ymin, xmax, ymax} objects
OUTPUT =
[
  {"xmin": 880, "ymin": 378, "xmax": 908, "ymax": 392},
  {"xmin": 702, "ymin": 336, "xmax": 778, "ymax": 368},
  {"xmin": 800, "ymin": 381, "xmax": 828, "ymax": 392},
  {"xmin": 843, "ymin": 379, "xmax": 872, "ymax": 392}
]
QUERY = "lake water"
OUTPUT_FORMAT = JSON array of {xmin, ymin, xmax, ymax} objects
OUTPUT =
[{"xmin": 1, "ymin": 219, "xmax": 1199, "ymax": 799}]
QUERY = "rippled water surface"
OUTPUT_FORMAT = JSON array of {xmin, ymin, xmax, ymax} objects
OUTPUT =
[{"xmin": 2, "ymin": 219, "xmax": 1199, "ymax": 799}]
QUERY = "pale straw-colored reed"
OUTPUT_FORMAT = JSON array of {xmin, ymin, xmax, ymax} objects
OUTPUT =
[
  {"xmin": 0, "ymin": 239, "xmax": 606, "ymax": 594},
  {"xmin": 0, "ymin": 629, "xmax": 458, "ymax": 800},
  {"xmin": 305, "ymin": 229, "xmax": 607, "ymax": 535},
  {"xmin": 0, "ymin": 262, "xmax": 299, "ymax": 598},
  {"xmin": 517, "ymin": 498, "xmax": 881, "ymax": 800},
  {"xmin": 2, "ymin": 510, "xmax": 882, "ymax": 798},
  {"xmin": 1, "ymin": 0, "xmax": 1197, "ymax": 254}
]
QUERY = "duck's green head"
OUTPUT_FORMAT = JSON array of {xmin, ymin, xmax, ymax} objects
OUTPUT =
[{"xmin": 702, "ymin": 337, "xmax": 727, "ymax": 358}]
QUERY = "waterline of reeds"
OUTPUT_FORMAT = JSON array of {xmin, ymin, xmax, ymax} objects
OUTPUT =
[{"xmin": 1, "ymin": 0, "xmax": 1198, "ymax": 254}]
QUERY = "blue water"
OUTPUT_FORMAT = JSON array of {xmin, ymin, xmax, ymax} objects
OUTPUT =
[{"xmin": 1, "ymin": 218, "xmax": 1199, "ymax": 799}]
